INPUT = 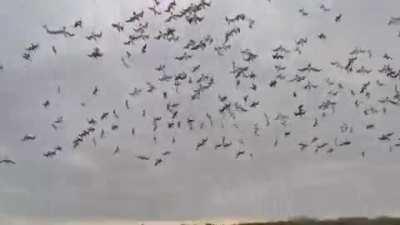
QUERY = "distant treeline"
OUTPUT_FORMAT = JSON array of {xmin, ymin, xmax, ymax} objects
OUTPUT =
[{"xmin": 239, "ymin": 217, "xmax": 400, "ymax": 225}]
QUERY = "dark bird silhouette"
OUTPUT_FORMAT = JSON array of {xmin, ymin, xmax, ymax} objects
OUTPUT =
[
  {"xmin": 52, "ymin": 46, "xmax": 57, "ymax": 55},
  {"xmin": 378, "ymin": 132, "xmax": 394, "ymax": 141},
  {"xmin": 366, "ymin": 124, "xmax": 375, "ymax": 129},
  {"xmin": 162, "ymin": 151, "xmax": 171, "ymax": 156},
  {"xmin": 125, "ymin": 99, "xmax": 130, "ymax": 110},
  {"xmin": 313, "ymin": 118, "xmax": 319, "ymax": 127},
  {"xmin": 383, "ymin": 53, "xmax": 393, "ymax": 60},
  {"xmin": 388, "ymin": 17, "xmax": 400, "ymax": 25},
  {"xmin": 42, "ymin": 25, "xmax": 75, "ymax": 37},
  {"xmin": 148, "ymin": 6, "xmax": 162, "ymax": 15},
  {"xmin": 335, "ymin": 14, "xmax": 342, "ymax": 22},
  {"xmin": 100, "ymin": 129, "xmax": 105, "ymax": 139},
  {"xmin": 88, "ymin": 47, "xmax": 103, "ymax": 58},
  {"xmin": 113, "ymin": 146, "xmax": 120, "ymax": 155},
  {"xmin": 92, "ymin": 86, "xmax": 99, "ymax": 96},
  {"xmin": 87, "ymin": 118, "xmax": 97, "ymax": 125},
  {"xmin": 43, "ymin": 151, "xmax": 57, "ymax": 158},
  {"xmin": 111, "ymin": 124, "xmax": 119, "ymax": 130},
  {"xmin": 299, "ymin": 8, "xmax": 309, "ymax": 16},
  {"xmin": 141, "ymin": 44, "xmax": 147, "ymax": 54},
  {"xmin": 100, "ymin": 112, "xmax": 109, "ymax": 120},
  {"xmin": 112, "ymin": 109, "xmax": 119, "ymax": 119},
  {"xmin": 269, "ymin": 80, "xmax": 277, "ymax": 87},
  {"xmin": 294, "ymin": 104, "xmax": 306, "ymax": 117},
  {"xmin": 249, "ymin": 101, "xmax": 259, "ymax": 108},
  {"xmin": 136, "ymin": 155, "xmax": 150, "ymax": 160},
  {"xmin": 0, "ymin": 159, "xmax": 16, "ymax": 165},
  {"xmin": 43, "ymin": 100, "xmax": 50, "ymax": 108},
  {"xmin": 345, "ymin": 56, "xmax": 357, "ymax": 72},
  {"xmin": 54, "ymin": 145, "xmax": 62, "ymax": 151},
  {"xmin": 235, "ymin": 150, "xmax": 245, "ymax": 159},
  {"xmin": 154, "ymin": 158, "xmax": 163, "ymax": 166},
  {"xmin": 298, "ymin": 63, "xmax": 322, "ymax": 72},
  {"xmin": 241, "ymin": 49, "xmax": 258, "ymax": 62},
  {"xmin": 318, "ymin": 33, "xmax": 327, "ymax": 39},
  {"xmin": 126, "ymin": 10, "xmax": 144, "ymax": 23},
  {"xmin": 298, "ymin": 142, "xmax": 308, "ymax": 151},
  {"xmin": 224, "ymin": 27, "xmax": 240, "ymax": 44},
  {"xmin": 111, "ymin": 23, "xmax": 124, "ymax": 32},
  {"xmin": 175, "ymin": 52, "xmax": 192, "ymax": 61},
  {"xmin": 22, "ymin": 52, "xmax": 31, "ymax": 61},
  {"xmin": 26, "ymin": 43, "xmax": 39, "ymax": 52},
  {"xmin": 73, "ymin": 20, "xmax": 82, "ymax": 28}
]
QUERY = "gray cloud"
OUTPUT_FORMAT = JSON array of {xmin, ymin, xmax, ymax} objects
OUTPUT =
[{"xmin": 1, "ymin": 0, "xmax": 400, "ymax": 224}]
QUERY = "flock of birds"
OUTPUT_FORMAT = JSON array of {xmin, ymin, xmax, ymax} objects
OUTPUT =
[{"xmin": 2, "ymin": 0, "xmax": 400, "ymax": 167}]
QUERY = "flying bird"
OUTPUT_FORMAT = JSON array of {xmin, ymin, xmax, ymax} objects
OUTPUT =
[
  {"xmin": 21, "ymin": 134, "xmax": 36, "ymax": 141},
  {"xmin": 0, "ymin": 156, "xmax": 16, "ymax": 165}
]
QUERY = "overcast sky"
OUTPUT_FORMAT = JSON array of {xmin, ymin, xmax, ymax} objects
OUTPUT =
[{"xmin": 1, "ymin": 0, "xmax": 400, "ymax": 224}]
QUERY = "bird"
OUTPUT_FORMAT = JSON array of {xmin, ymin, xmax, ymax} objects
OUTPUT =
[
  {"xmin": 111, "ymin": 124, "xmax": 119, "ymax": 130},
  {"xmin": 162, "ymin": 151, "xmax": 171, "ymax": 156},
  {"xmin": 22, "ymin": 52, "xmax": 33, "ymax": 61},
  {"xmin": 21, "ymin": 134, "xmax": 36, "ymax": 141},
  {"xmin": 73, "ymin": 19, "xmax": 82, "ymax": 28},
  {"xmin": 378, "ymin": 132, "xmax": 394, "ymax": 141},
  {"xmin": 88, "ymin": 47, "xmax": 103, "ymax": 58},
  {"xmin": 294, "ymin": 104, "xmax": 306, "ymax": 117},
  {"xmin": 335, "ymin": 14, "xmax": 342, "ymax": 22},
  {"xmin": 51, "ymin": 46, "xmax": 57, "ymax": 54},
  {"xmin": 42, "ymin": 25, "xmax": 75, "ymax": 37},
  {"xmin": 154, "ymin": 158, "xmax": 163, "ymax": 166},
  {"xmin": 298, "ymin": 142, "xmax": 308, "ymax": 151},
  {"xmin": 42, "ymin": 100, "xmax": 50, "ymax": 108},
  {"xmin": 299, "ymin": 8, "xmax": 309, "ymax": 16},
  {"xmin": 318, "ymin": 33, "xmax": 327, "ymax": 39},
  {"xmin": 141, "ymin": 44, "xmax": 147, "ymax": 54},
  {"xmin": 235, "ymin": 150, "xmax": 245, "ymax": 159},
  {"xmin": 92, "ymin": 86, "xmax": 99, "ymax": 96},
  {"xmin": 388, "ymin": 17, "xmax": 400, "ymax": 25},
  {"xmin": 43, "ymin": 151, "xmax": 57, "ymax": 158},
  {"xmin": 113, "ymin": 146, "xmax": 120, "ymax": 155},
  {"xmin": 100, "ymin": 112, "xmax": 109, "ymax": 120},
  {"xmin": 383, "ymin": 53, "xmax": 393, "ymax": 60},
  {"xmin": 111, "ymin": 23, "xmax": 124, "ymax": 32},
  {"xmin": 26, "ymin": 43, "xmax": 39, "ymax": 52},
  {"xmin": 148, "ymin": 6, "xmax": 162, "ymax": 16},
  {"xmin": 112, "ymin": 109, "xmax": 119, "ymax": 119},
  {"xmin": 125, "ymin": 100, "xmax": 130, "ymax": 110},
  {"xmin": 136, "ymin": 155, "xmax": 150, "ymax": 160},
  {"xmin": 0, "ymin": 158, "xmax": 16, "ymax": 165},
  {"xmin": 298, "ymin": 63, "xmax": 322, "ymax": 72}
]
